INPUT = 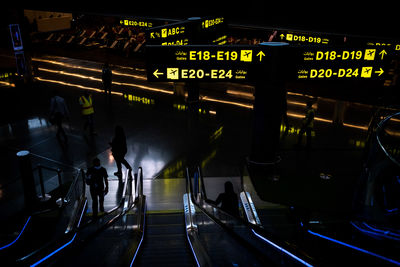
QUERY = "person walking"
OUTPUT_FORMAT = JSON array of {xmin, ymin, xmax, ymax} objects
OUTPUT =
[
  {"xmin": 102, "ymin": 62, "xmax": 112, "ymax": 96},
  {"xmin": 49, "ymin": 90, "xmax": 69, "ymax": 143},
  {"xmin": 206, "ymin": 181, "xmax": 239, "ymax": 217},
  {"xmin": 86, "ymin": 158, "xmax": 109, "ymax": 218},
  {"xmin": 109, "ymin": 125, "xmax": 131, "ymax": 178},
  {"xmin": 79, "ymin": 92, "xmax": 96, "ymax": 135},
  {"xmin": 297, "ymin": 100, "xmax": 315, "ymax": 148}
]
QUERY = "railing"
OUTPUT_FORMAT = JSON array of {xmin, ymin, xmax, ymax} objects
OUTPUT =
[
  {"xmin": 186, "ymin": 166, "xmax": 314, "ymax": 266},
  {"xmin": 376, "ymin": 111, "xmax": 400, "ymax": 167},
  {"xmin": 35, "ymin": 164, "xmax": 63, "ymax": 202}
]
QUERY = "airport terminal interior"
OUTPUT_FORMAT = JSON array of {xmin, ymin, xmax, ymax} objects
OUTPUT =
[{"xmin": 0, "ymin": 6, "xmax": 399, "ymax": 266}]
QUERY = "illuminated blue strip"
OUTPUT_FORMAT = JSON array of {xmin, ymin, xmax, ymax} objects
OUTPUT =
[
  {"xmin": 0, "ymin": 216, "xmax": 31, "ymax": 250},
  {"xmin": 351, "ymin": 222, "xmax": 400, "ymax": 241},
  {"xmin": 30, "ymin": 200, "xmax": 87, "ymax": 266},
  {"xmin": 308, "ymin": 229, "xmax": 400, "ymax": 265},
  {"xmin": 186, "ymin": 231, "xmax": 201, "ymax": 267},
  {"xmin": 30, "ymin": 233, "xmax": 77, "ymax": 267},
  {"xmin": 130, "ymin": 203, "xmax": 146, "ymax": 267},
  {"xmin": 252, "ymin": 230, "xmax": 313, "ymax": 267},
  {"xmin": 362, "ymin": 222, "xmax": 400, "ymax": 238}
]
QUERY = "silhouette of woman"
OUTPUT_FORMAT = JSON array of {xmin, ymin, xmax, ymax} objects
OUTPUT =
[
  {"xmin": 208, "ymin": 181, "xmax": 239, "ymax": 217},
  {"xmin": 110, "ymin": 125, "xmax": 131, "ymax": 177}
]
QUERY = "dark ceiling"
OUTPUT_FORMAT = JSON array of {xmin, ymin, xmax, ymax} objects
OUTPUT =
[{"xmin": 16, "ymin": 2, "xmax": 400, "ymax": 39}]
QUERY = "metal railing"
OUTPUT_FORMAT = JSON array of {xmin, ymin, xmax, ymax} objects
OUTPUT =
[{"xmin": 376, "ymin": 111, "xmax": 400, "ymax": 168}]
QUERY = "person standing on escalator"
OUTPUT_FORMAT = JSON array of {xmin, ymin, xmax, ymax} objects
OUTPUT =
[
  {"xmin": 206, "ymin": 181, "xmax": 239, "ymax": 217},
  {"xmin": 86, "ymin": 158, "xmax": 109, "ymax": 218}
]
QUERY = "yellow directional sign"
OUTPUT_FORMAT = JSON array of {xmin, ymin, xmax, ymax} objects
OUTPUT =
[
  {"xmin": 375, "ymin": 68, "xmax": 384, "ymax": 76},
  {"xmin": 256, "ymin": 51, "xmax": 265, "ymax": 61},
  {"xmin": 379, "ymin": 50, "xmax": 387, "ymax": 60},
  {"xmin": 153, "ymin": 69, "xmax": 164, "ymax": 78}
]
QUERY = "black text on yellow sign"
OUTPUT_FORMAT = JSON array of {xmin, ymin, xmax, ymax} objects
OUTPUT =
[
  {"xmin": 297, "ymin": 67, "xmax": 385, "ymax": 79},
  {"xmin": 302, "ymin": 49, "xmax": 388, "ymax": 62}
]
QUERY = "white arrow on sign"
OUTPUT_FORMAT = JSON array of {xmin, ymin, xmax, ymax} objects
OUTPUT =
[{"xmin": 153, "ymin": 69, "xmax": 164, "ymax": 78}]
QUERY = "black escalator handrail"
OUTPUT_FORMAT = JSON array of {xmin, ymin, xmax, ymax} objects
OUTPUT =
[
  {"xmin": 187, "ymin": 167, "xmax": 314, "ymax": 267},
  {"xmin": 376, "ymin": 111, "xmax": 400, "ymax": 167},
  {"xmin": 16, "ymin": 169, "xmax": 87, "ymax": 264},
  {"xmin": 65, "ymin": 168, "xmax": 86, "ymax": 203},
  {"xmin": 186, "ymin": 168, "xmax": 276, "ymax": 266},
  {"xmin": 196, "ymin": 166, "xmax": 207, "ymax": 201},
  {"xmin": 136, "ymin": 167, "xmax": 143, "ymax": 199},
  {"xmin": 19, "ymin": 169, "xmax": 131, "ymax": 265},
  {"xmin": 79, "ymin": 168, "xmax": 133, "ymax": 237},
  {"xmin": 196, "ymin": 166, "xmax": 266, "ymax": 230},
  {"xmin": 126, "ymin": 166, "xmax": 146, "ymax": 266}
]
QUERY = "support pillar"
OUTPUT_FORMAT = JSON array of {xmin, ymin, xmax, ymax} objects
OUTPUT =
[
  {"xmin": 248, "ymin": 43, "xmax": 288, "ymax": 176},
  {"xmin": 16, "ymin": 150, "xmax": 37, "ymax": 211}
]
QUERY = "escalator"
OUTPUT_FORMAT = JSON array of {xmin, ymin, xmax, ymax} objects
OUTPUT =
[
  {"xmin": 133, "ymin": 212, "xmax": 194, "ymax": 266},
  {"xmin": 0, "ymin": 168, "xmax": 87, "ymax": 266},
  {"xmin": 239, "ymin": 106, "xmax": 400, "ymax": 267},
  {"xmin": 18, "ymin": 167, "xmax": 145, "ymax": 266},
  {"xmin": 184, "ymin": 167, "xmax": 313, "ymax": 266}
]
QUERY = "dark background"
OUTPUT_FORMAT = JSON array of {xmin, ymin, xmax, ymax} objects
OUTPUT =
[{"xmin": 3, "ymin": 1, "xmax": 399, "ymax": 39}]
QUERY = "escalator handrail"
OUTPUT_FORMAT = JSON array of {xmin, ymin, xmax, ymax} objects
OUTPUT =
[
  {"xmin": 188, "ymin": 167, "xmax": 314, "ymax": 267},
  {"xmin": 186, "ymin": 168, "xmax": 278, "ymax": 266},
  {"xmin": 127, "ymin": 167, "xmax": 146, "ymax": 266},
  {"xmin": 65, "ymin": 168, "xmax": 86, "ymax": 202},
  {"xmin": 70, "ymin": 167, "xmax": 145, "ymax": 265},
  {"xmin": 76, "ymin": 168, "xmax": 134, "ymax": 239},
  {"xmin": 186, "ymin": 168, "xmax": 272, "ymax": 265},
  {"xmin": 19, "ymin": 168, "xmax": 130, "ymax": 265},
  {"xmin": 376, "ymin": 111, "xmax": 400, "ymax": 167},
  {"xmin": 13, "ymin": 168, "xmax": 86, "ymax": 262},
  {"xmin": 238, "ymin": 166, "xmax": 261, "ymax": 226}
]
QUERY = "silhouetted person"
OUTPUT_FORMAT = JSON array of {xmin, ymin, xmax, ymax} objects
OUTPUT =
[
  {"xmin": 110, "ymin": 125, "xmax": 131, "ymax": 178},
  {"xmin": 102, "ymin": 62, "xmax": 112, "ymax": 96},
  {"xmin": 86, "ymin": 158, "xmax": 109, "ymax": 218},
  {"xmin": 49, "ymin": 90, "xmax": 69, "ymax": 143},
  {"xmin": 207, "ymin": 181, "xmax": 239, "ymax": 217},
  {"xmin": 297, "ymin": 100, "xmax": 315, "ymax": 148}
]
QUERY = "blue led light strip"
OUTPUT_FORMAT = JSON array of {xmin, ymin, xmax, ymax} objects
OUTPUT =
[
  {"xmin": 30, "ymin": 233, "xmax": 77, "ymax": 267},
  {"xmin": 30, "ymin": 199, "xmax": 87, "ymax": 267},
  {"xmin": 361, "ymin": 222, "xmax": 400, "ymax": 238},
  {"xmin": 0, "ymin": 216, "xmax": 31, "ymax": 250},
  {"xmin": 252, "ymin": 229, "xmax": 313, "ymax": 267},
  {"xmin": 308, "ymin": 229, "xmax": 400, "ymax": 265},
  {"xmin": 130, "ymin": 203, "xmax": 146, "ymax": 267},
  {"xmin": 186, "ymin": 231, "xmax": 201, "ymax": 267}
]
